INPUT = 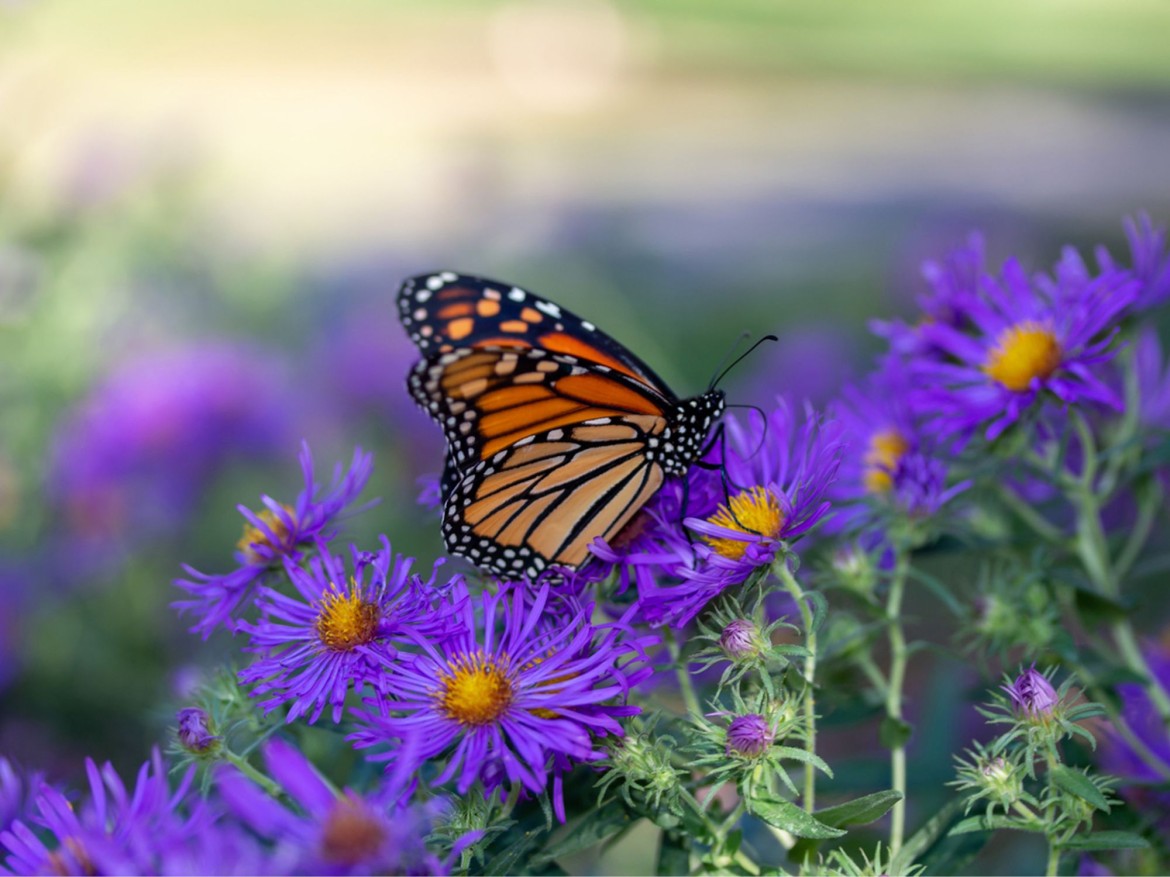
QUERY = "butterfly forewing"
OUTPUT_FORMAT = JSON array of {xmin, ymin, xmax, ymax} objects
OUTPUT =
[{"xmin": 398, "ymin": 272, "xmax": 678, "ymax": 400}]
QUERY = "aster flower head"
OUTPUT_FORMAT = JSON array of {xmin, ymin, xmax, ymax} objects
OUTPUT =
[
  {"xmin": 1096, "ymin": 212, "xmax": 1170, "ymax": 312},
  {"xmin": 828, "ymin": 359, "xmax": 969, "ymax": 537},
  {"xmin": 908, "ymin": 254, "xmax": 1138, "ymax": 442},
  {"xmin": 215, "ymin": 738, "xmax": 455, "ymax": 876},
  {"xmin": 638, "ymin": 400, "xmax": 842, "ymax": 626},
  {"xmin": 0, "ymin": 750, "xmax": 214, "ymax": 876},
  {"xmin": 720, "ymin": 619, "xmax": 760, "ymax": 660},
  {"xmin": 238, "ymin": 538, "xmax": 463, "ymax": 724},
  {"xmin": 349, "ymin": 583, "xmax": 646, "ymax": 821},
  {"xmin": 173, "ymin": 442, "xmax": 374, "ymax": 638}
]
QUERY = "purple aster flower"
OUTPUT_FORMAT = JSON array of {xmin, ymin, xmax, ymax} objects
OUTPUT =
[
  {"xmin": 725, "ymin": 714, "xmax": 776, "ymax": 758},
  {"xmin": 872, "ymin": 232, "xmax": 986, "ymax": 356},
  {"xmin": 349, "ymin": 583, "xmax": 644, "ymax": 821},
  {"xmin": 173, "ymin": 442, "xmax": 374, "ymax": 638},
  {"xmin": 215, "ymin": 738, "xmax": 454, "ymax": 875},
  {"xmin": 826, "ymin": 359, "xmax": 969, "ymax": 534},
  {"xmin": 237, "ymin": 539, "xmax": 462, "ymax": 724},
  {"xmin": 907, "ymin": 255, "xmax": 1138, "ymax": 442},
  {"xmin": 176, "ymin": 707, "xmax": 221, "ymax": 754},
  {"xmin": 637, "ymin": 400, "xmax": 842, "ymax": 626},
  {"xmin": 0, "ymin": 749, "xmax": 215, "ymax": 876},
  {"xmin": 1004, "ymin": 665, "xmax": 1060, "ymax": 719},
  {"xmin": 1096, "ymin": 212, "xmax": 1170, "ymax": 312},
  {"xmin": 48, "ymin": 342, "xmax": 297, "ymax": 550}
]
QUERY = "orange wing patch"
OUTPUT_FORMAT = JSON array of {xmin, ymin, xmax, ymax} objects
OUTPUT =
[{"xmin": 538, "ymin": 332, "xmax": 645, "ymax": 382}]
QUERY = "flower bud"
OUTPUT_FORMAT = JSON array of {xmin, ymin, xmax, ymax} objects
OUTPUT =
[
  {"xmin": 1004, "ymin": 666, "xmax": 1059, "ymax": 718},
  {"xmin": 978, "ymin": 755, "xmax": 1023, "ymax": 804},
  {"xmin": 176, "ymin": 707, "xmax": 221, "ymax": 754},
  {"xmin": 725, "ymin": 714, "xmax": 775, "ymax": 758},
  {"xmin": 719, "ymin": 619, "xmax": 760, "ymax": 660}
]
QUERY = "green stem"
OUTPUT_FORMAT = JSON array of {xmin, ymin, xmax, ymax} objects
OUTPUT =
[
  {"xmin": 1045, "ymin": 839, "xmax": 1062, "ymax": 877},
  {"xmin": 223, "ymin": 750, "xmax": 284, "ymax": 797},
  {"xmin": 996, "ymin": 483, "xmax": 1065, "ymax": 544},
  {"xmin": 885, "ymin": 550, "xmax": 910, "ymax": 859},
  {"xmin": 665, "ymin": 628, "xmax": 702, "ymax": 718},
  {"xmin": 776, "ymin": 561, "xmax": 818, "ymax": 813}
]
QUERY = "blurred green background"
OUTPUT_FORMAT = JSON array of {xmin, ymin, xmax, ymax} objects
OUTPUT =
[{"xmin": 1, "ymin": 1, "xmax": 1169, "ymax": 873}]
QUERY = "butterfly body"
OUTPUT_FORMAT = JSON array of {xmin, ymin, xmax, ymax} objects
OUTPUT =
[{"xmin": 398, "ymin": 272, "xmax": 724, "ymax": 580}]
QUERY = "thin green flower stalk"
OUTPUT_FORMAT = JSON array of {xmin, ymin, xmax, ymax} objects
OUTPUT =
[
  {"xmin": 774, "ymin": 557, "xmax": 823, "ymax": 813},
  {"xmin": 884, "ymin": 549, "xmax": 910, "ymax": 857}
]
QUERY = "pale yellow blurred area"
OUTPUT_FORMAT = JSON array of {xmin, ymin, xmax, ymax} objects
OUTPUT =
[{"xmin": 2, "ymin": 0, "xmax": 1170, "ymax": 256}]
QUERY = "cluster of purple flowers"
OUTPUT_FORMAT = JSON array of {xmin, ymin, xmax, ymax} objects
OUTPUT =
[
  {"xmin": 8, "ymin": 212, "xmax": 1168, "ymax": 874},
  {"xmin": 165, "ymin": 442, "xmax": 652, "ymax": 863}
]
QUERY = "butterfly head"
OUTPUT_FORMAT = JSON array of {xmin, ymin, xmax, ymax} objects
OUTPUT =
[{"xmin": 660, "ymin": 389, "xmax": 725, "ymax": 477}]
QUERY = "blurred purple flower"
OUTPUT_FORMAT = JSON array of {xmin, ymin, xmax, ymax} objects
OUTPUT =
[
  {"xmin": 48, "ymin": 343, "xmax": 297, "ymax": 549},
  {"xmin": 1098, "ymin": 638, "xmax": 1170, "ymax": 818},
  {"xmin": 0, "ymin": 749, "xmax": 216, "ymax": 876},
  {"xmin": 1135, "ymin": 328, "xmax": 1170, "ymax": 432},
  {"xmin": 1096, "ymin": 212, "xmax": 1170, "ymax": 312},
  {"xmin": 237, "ymin": 539, "xmax": 462, "ymax": 724},
  {"xmin": 216, "ymin": 738, "xmax": 455, "ymax": 875},
  {"xmin": 872, "ymin": 232, "xmax": 986, "ymax": 357},
  {"xmin": 0, "ymin": 759, "xmax": 36, "ymax": 835},
  {"xmin": 173, "ymin": 443, "xmax": 374, "ymax": 638}
]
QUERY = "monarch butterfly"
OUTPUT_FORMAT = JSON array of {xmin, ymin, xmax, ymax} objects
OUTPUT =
[{"xmin": 398, "ymin": 272, "xmax": 725, "ymax": 581}]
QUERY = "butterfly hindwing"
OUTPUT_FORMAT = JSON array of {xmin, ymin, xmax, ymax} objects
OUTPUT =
[
  {"xmin": 398, "ymin": 272, "xmax": 678, "ymax": 399},
  {"xmin": 443, "ymin": 416, "xmax": 668, "ymax": 579}
]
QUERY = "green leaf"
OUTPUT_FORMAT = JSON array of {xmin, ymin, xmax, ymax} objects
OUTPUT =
[
  {"xmin": 1057, "ymin": 831, "xmax": 1150, "ymax": 851},
  {"xmin": 531, "ymin": 802, "xmax": 634, "ymax": 867},
  {"xmin": 814, "ymin": 790, "xmax": 902, "ymax": 828},
  {"xmin": 889, "ymin": 799, "xmax": 963, "ymax": 876},
  {"xmin": 1073, "ymin": 585, "xmax": 1132, "ymax": 625},
  {"xmin": 805, "ymin": 590, "xmax": 829, "ymax": 636},
  {"xmin": 1050, "ymin": 765, "xmax": 1111, "ymax": 811},
  {"xmin": 772, "ymin": 745, "xmax": 834, "ymax": 778},
  {"xmin": 879, "ymin": 716, "xmax": 913, "ymax": 749},
  {"xmin": 949, "ymin": 815, "xmax": 1042, "ymax": 835},
  {"xmin": 750, "ymin": 796, "xmax": 846, "ymax": 840}
]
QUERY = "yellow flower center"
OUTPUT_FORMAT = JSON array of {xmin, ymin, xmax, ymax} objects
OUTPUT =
[
  {"xmin": 863, "ymin": 429, "xmax": 909, "ymax": 494},
  {"xmin": 703, "ymin": 486, "xmax": 785, "ymax": 561},
  {"xmin": 983, "ymin": 322, "xmax": 1062, "ymax": 392},
  {"xmin": 320, "ymin": 797, "xmax": 386, "ymax": 867},
  {"xmin": 438, "ymin": 652, "xmax": 515, "ymax": 725},
  {"xmin": 236, "ymin": 504, "xmax": 295, "ymax": 564},
  {"xmin": 315, "ymin": 580, "xmax": 380, "ymax": 652}
]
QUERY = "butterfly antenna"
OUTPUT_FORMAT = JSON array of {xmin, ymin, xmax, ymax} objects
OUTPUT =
[
  {"xmin": 708, "ymin": 334, "xmax": 779, "ymax": 392},
  {"xmin": 724, "ymin": 402, "xmax": 771, "ymax": 460}
]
